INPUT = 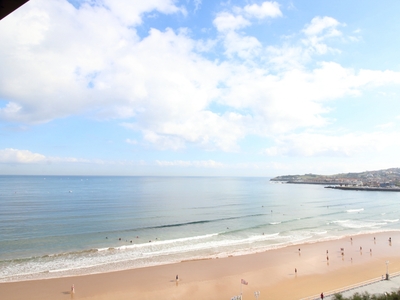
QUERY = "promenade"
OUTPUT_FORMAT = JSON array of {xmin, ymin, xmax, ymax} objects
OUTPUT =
[{"xmin": 303, "ymin": 272, "xmax": 400, "ymax": 299}]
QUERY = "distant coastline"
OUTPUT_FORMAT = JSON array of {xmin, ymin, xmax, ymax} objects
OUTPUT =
[{"xmin": 271, "ymin": 167, "xmax": 400, "ymax": 191}]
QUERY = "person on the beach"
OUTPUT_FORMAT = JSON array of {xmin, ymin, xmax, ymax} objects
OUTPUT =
[
  {"xmin": 320, "ymin": 292, "xmax": 324, "ymax": 299},
  {"xmin": 295, "ymin": 268, "xmax": 297, "ymax": 275},
  {"xmin": 176, "ymin": 274, "xmax": 179, "ymax": 281},
  {"xmin": 71, "ymin": 284, "xmax": 75, "ymax": 294}
]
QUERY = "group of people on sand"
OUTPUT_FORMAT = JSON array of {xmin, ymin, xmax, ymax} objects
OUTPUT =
[{"xmin": 293, "ymin": 235, "xmax": 395, "ymax": 300}]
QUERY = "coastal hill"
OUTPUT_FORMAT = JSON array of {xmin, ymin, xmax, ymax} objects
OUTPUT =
[{"xmin": 271, "ymin": 168, "xmax": 400, "ymax": 188}]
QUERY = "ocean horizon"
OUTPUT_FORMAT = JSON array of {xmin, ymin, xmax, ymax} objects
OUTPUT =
[{"xmin": 1, "ymin": 175, "xmax": 399, "ymax": 282}]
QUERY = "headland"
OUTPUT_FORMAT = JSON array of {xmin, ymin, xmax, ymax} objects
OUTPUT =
[{"xmin": 271, "ymin": 168, "xmax": 400, "ymax": 191}]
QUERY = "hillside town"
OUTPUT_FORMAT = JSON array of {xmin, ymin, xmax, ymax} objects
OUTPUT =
[{"xmin": 271, "ymin": 168, "xmax": 400, "ymax": 189}]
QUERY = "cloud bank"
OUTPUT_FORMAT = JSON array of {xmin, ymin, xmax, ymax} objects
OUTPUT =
[{"xmin": 1, "ymin": 0, "xmax": 400, "ymax": 174}]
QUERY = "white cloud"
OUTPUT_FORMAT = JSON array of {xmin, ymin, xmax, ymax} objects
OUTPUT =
[
  {"xmin": 243, "ymin": 1, "xmax": 282, "ymax": 19},
  {"xmin": 213, "ymin": 12, "xmax": 251, "ymax": 32},
  {"xmin": 0, "ymin": 148, "xmax": 146, "ymax": 166},
  {"xmin": 303, "ymin": 16, "xmax": 341, "ymax": 37},
  {"xmin": 302, "ymin": 16, "xmax": 343, "ymax": 55},
  {"xmin": 376, "ymin": 122, "xmax": 395, "ymax": 130},
  {"xmin": 222, "ymin": 31, "xmax": 262, "ymax": 58},
  {"xmin": 0, "ymin": 148, "xmax": 99, "ymax": 164},
  {"xmin": 2, "ymin": 0, "xmax": 400, "ymax": 156},
  {"xmin": 193, "ymin": 0, "xmax": 202, "ymax": 12},
  {"xmin": 125, "ymin": 138, "xmax": 138, "ymax": 145},
  {"xmin": 0, "ymin": 148, "xmax": 46, "ymax": 163},
  {"xmin": 135, "ymin": 111, "xmax": 248, "ymax": 152},
  {"xmin": 264, "ymin": 131, "xmax": 400, "ymax": 157},
  {"xmin": 102, "ymin": 0, "xmax": 186, "ymax": 26},
  {"xmin": 213, "ymin": 2, "xmax": 281, "ymax": 59}
]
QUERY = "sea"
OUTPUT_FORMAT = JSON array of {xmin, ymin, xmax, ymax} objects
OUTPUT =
[{"xmin": 1, "ymin": 175, "xmax": 399, "ymax": 283}]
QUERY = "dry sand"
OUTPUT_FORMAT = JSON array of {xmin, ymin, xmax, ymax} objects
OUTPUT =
[{"xmin": 1, "ymin": 231, "xmax": 399, "ymax": 300}]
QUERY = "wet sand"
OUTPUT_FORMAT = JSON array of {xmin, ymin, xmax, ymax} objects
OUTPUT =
[{"xmin": 1, "ymin": 231, "xmax": 399, "ymax": 300}]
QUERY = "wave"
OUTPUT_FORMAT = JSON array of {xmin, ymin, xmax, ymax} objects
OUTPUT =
[
  {"xmin": 314, "ymin": 231, "xmax": 327, "ymax": 235},
  {"xmin": 0, "ymin": 233, "xmax": 221, "ymax": 264},
  {"xmin": 112, "ymin": 233, "xmax": 220, "ymax": 251},
  {"xmin": 332, "ymin": 219, "xmax": 386, "ymax": 229},
  {"xmin": 97, "ymin": 248, "xmax": 109, "ymax": 252},
  {"xmin": 384, "ymin": 219, "xmax": 399, "ymax": 223},
  {"xmin": 100, "ymin": 213, "xmax": 271, "ymax": 236},
  {"xmin": 346, "ymin": 208, "xmax": 364, "ymax": 213}
]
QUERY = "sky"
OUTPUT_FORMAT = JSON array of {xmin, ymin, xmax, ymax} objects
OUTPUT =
[{"xmin": 1, "ymin": 0, "xmax": 400, "ymax": 177}]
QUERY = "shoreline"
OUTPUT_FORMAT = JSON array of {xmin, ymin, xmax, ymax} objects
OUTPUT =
[
  {"xmin": 280, "ymin": 180, "xmax": 400, "ymax": 191},
  {"xmin": 326, "ymin": 186, "xmax": 400, "ymax": 192},
  {"xmin": 2, "ymin": 231, "xmax": 400, "ymax": 299},
  {"xmin": 2, "ymin": 229, "xmax": 399, "ymax": 284}
]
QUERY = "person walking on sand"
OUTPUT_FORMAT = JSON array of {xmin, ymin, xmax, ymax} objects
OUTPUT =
[
  {"xmin": 71, "ymin": 284, "xmax": 75, "ymax": 294},
  {"xmin": 321, "ymin": 292, "xmax": 324, "ymax": 299}
]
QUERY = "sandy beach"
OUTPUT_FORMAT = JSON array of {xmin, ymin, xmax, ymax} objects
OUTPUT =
[{"xmin": 1, "ymin": 231, "xmax": 399, "ymax": 300}]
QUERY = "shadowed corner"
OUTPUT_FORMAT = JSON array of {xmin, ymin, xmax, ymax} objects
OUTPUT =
[{"xmin": 0, "ymin": 0, "xmax": 30, "ymax": 20}]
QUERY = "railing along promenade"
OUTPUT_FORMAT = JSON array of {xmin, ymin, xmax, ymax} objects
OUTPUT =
[{"xmin": 300, "ymin": 271, "xmax": 400, "ymax": 300}]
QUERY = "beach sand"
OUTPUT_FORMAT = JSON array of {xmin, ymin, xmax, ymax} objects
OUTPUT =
[{"xmin": 1, "ymin": 231, "xmax": 399, "ymax": 300}]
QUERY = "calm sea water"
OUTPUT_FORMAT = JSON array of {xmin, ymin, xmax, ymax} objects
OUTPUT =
[{"xmin": 1, "ymin": 176, "xmax": 399, "ymax": 282}]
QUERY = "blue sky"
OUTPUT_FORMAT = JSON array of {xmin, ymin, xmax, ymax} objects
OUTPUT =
[{"xmin": 1, "ymin": 0, "xmax": 400, "ymax": 176}]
